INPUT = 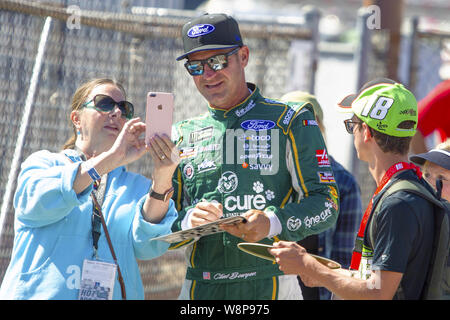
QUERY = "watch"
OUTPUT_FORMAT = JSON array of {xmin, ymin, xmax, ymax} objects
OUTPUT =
[{"xmin": 149, "ymin": 186, "xmax": 174, "ymax": 202}]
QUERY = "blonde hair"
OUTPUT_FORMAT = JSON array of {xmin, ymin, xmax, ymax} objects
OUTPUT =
[
  {"xmin": 435, "ymin": 138, "xmax": 450, "ymax": 152},
  {"xmin": 280, "ymin": 91, "xmax": 326, "ymax": 138},
  {"xmin": 62, "ymin": 78, "xmax": 126, "ymax": 150}
]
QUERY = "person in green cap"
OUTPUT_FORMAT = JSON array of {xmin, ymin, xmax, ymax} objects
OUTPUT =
[{"xmin": 270, "ymin": 78, "xmax": 436, "ymax": 299}]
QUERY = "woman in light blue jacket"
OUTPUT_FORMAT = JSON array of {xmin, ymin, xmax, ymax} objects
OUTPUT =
[{"xmin": 0, "ymin": 78, "xmax": 178, "ymax": 299}]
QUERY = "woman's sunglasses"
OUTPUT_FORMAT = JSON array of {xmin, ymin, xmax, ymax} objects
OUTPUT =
[
  {"xmin": 184, "ymin": 47, "xmax": 240, "ymax": 76},
  {"xmin": 82, "ymin": 94, "xmax": 134, "ymax": 120}
]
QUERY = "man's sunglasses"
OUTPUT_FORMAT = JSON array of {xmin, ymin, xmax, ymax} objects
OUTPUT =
[
  {"xmin": 343, "ymin": 119, "xmax": 363, "ymax": 134},
  {"xmin": 82, "ymin": 94, "xmax": 134, "ymax": 120},
  {"xmin": 184, "ymin": 47, "xmax": 240, "ymax": 76}
]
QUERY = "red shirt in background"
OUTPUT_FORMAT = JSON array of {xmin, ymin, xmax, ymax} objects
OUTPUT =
[{"xmin": 417, "ymin": 80, "xmax": 450, "ymax": 142}]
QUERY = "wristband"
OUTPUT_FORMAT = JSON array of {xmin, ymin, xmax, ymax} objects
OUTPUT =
[
  {"xmin": 264, "ymin": 209, "xmax": 282, "ymax": 238},
  {"xmin": 86, "ymin": 162, "xmax": 101, "ymax": 181}
]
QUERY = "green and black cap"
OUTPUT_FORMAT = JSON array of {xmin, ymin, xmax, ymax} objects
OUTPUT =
[{"xmin": 337, "ymin": 78, "xmax": 418, "ymax": 137}]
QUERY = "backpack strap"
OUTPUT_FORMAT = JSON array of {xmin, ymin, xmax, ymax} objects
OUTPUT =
[
  {"xmin": 378, "ymin": 180, "xmax": 441, "ymax": 210},
  {"xmin": 367, "ymin": 179, "xmax": 440, "ymax": 299},
  {"xmin": 369, "ymin": 180, "xmax": 441, "ymax": 244}
]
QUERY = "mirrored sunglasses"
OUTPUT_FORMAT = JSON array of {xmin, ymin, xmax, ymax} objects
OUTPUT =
[
  {"xmin": 184, "ymin": 47, "xmax": 240, "ymax": 76},
  {"xmin": 82, "ymin": 94, "xmax": 134, "ymax": 120}
]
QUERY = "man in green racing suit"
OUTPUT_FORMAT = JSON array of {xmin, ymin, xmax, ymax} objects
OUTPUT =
[{"xmin": 169, "ymin": 13, "xmax": 339, "ymax": 300}]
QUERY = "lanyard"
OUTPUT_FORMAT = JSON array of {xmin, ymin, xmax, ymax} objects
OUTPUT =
[
  {"xmin": 64, "ymin": 150, "xmax": 126, "ymax": 299},
  {"xmin": 65, "ymin": 150, "xmax": 106, "ymax": 257},
  {"xmin": 92, "ymin": 179, "xmax": 105, "ymax": 258},
  {"xmin": 349, "ymin": 162, "xmax": 422, "ymax": 270}
]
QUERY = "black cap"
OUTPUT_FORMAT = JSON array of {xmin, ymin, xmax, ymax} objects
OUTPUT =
[
  {"xmin": 409, "ymin": 149, "xmax": 450, "ymax": 170},
  {"xmin": 176, "ymin": 13, "xmax": 243, "ymax": 61}
]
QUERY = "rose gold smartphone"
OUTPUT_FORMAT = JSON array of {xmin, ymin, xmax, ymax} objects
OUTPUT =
[{"xmin": 145, "ymin": 92, "xmax": 174, "ymax": 145}]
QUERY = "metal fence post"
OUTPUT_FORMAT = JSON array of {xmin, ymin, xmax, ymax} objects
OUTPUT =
[
  {"xmin": 405, "ymin": 16, "xmax": 419, "ymax": 92},
  {"xmin": 0, "ymin": 17, "xmax": 53, "ymax": 247},
  {"xmin": 305, "ymin": 7, "xmax": 321, "ymax": 94},
  {"xmin": 355, "ymin": 7, "xmax": 372, "ymax": 91},
  {"xmin": 349, "ymin": 8, "xmax": 372, "ymax": 177}
]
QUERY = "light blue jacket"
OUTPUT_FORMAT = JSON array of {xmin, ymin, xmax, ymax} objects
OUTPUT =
[{"xmin": 0, "ymin": 149, "xmax": 177, "ymax": 300}]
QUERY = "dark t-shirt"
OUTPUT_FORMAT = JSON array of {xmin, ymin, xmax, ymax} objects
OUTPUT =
[{"xmin": 363, "ymin": 170, "xmax": 434, "ymax": 299}]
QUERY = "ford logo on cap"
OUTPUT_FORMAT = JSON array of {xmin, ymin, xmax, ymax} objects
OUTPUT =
[
  {"xmin": 240, "ymin": 120, "xmax": 276, "ymax": 131},
  {"xmin": 187, "ymin": 24, "xmax": 215, "ymax": 38}
]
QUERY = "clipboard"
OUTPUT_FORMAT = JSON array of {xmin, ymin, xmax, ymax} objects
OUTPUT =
[
  {"xmin": 237, "ymin": 242, "xmax": 341, "ymax": 269},
  {"xmin": 151, "ymin": 215, "xmax": 246, "ymax": 244}
]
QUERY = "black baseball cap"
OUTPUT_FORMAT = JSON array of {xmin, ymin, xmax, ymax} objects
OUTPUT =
[
  {"xmin": 176, "ymin": 13, "xmax": 243, "ymax": 61},
  {"xmin": 410, "ymin": 148, "xmax": 450, "ymax": 170}
]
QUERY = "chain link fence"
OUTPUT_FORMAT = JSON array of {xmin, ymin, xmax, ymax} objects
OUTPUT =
[
  {"xmin": 405, "ymin": 17, "xmax": 450, "ymax": 101},
  {"xmin": 0, "ymin": 0, "xmax": 318, "ymax": 299}
]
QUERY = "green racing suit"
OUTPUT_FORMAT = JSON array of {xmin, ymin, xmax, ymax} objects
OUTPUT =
[{"xmin": 170, "ymin": 83, "xmax": 339, "ymax": 299}]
